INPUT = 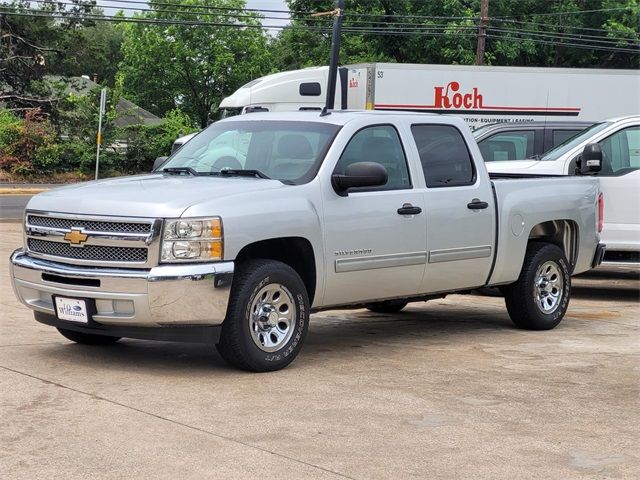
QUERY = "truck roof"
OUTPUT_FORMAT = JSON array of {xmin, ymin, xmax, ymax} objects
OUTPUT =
[{"xmin": 219, "ymin": 109, "xmax": 441, "ymax": 126}]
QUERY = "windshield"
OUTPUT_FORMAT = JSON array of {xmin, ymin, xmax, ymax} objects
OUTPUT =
[
  {"xmin": 161, "ymin": 120, "xmax": 340, "ymax": 184},
  {"xmin": 220, "ymin": 108, "xmax": 242, "ymax": 119},
  {"xmin": 541, "ymin": 122, "xmax": 611, "ymax": 161}
]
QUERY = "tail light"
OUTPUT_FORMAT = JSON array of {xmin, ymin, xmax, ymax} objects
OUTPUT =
[{"xmin": 597, "ymin": 192, "xmax": 604, "ymax": 233}]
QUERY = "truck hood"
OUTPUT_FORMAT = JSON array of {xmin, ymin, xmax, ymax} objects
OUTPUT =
[
  {"xmin": 485, "ymin": 160, "xmax": 540, "ymax": 172},
  {"xmin": 27, "ymin": 174, "xmax": 286, "ymax": 218}
]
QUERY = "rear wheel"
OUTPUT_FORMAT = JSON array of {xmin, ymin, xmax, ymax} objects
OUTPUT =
[
  {"xmin": 365, "ymin": 299, "xmax": 409, "ymax": 314},
  {"xmin": 216, "ymin": 260, "xmax": 309, "ymax": 372},
  {"xmin": 503, "ymin": 242, "xmax": 571, "ymax": 330},
  {"xmin": 57, "ymin": 328, "xmax": 121, "ymax": 345}
]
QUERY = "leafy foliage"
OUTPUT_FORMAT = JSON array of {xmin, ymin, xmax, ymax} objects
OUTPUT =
[
  {"xmin": 272, "ymin": 0, "xmax": 639, "ymax": 70},
  {"xmin": 119, "ymin": 0, "xmax": 272, "ymax": 127}
]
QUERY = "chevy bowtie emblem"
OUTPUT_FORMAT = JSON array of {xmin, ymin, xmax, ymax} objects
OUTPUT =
[{"xmin": 64, "ymin": 229, "xmax": 89, "ymax": 245}]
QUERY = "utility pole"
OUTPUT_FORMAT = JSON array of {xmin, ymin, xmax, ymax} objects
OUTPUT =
[
  {"xmin": 94, "ymin": 88, "xmax": 106, "ymax": 180},
  {"xmin": 475, "ymin": 0, "xmax": 490, "ymax": 65}
]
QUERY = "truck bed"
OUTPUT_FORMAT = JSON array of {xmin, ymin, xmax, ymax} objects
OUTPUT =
[{"xmin": 488, "ymin": 175, "xmax": 600, "ymax": 285}]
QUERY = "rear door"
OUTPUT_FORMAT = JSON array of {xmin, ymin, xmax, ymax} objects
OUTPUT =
[{"xmin": 410, "ymin": 123, "xmax": 496, "ymax": 293}]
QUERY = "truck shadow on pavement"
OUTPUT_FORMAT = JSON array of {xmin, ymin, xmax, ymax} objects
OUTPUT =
[{"xmin": 37, "ymin": 305, "xmax": 515, "ymax": 373}]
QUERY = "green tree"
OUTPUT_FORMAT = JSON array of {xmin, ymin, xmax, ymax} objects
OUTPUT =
[
  {"xmin": 0, "ymin": 0, "xmax": 101, "ymax": 112},
  {"xmin": 52, "ymin": 19, "xmax": 124, "ymax": 86},
  {"xmin": 119, "ymin": 0, "xmax": 272, "ymax": 127},
  {"xmin": 273, "ymin": 0, "xmax": 639, "ymax": 69}
]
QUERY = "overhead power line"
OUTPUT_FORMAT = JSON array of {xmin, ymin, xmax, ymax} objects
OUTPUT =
[
  {"xmin": 97, "ymin": 0, "xmax": 297, "ymax": 15},
  {"xmin": 486, "ymin": 34, "xmax": 639, "ymax": 54},
  {"xmin": 492, "ymin": 6, "xmax": 636, "ymax": 18},
  {"xmin": 490, "ymin": 17, "xmax": 638, "ymax": 35},
  {"xmin": 21, "ymin": 0, "xmax": 640, "ymax": 41},
  {"xmin": 1, "ymin": 7, "xmax": 637, "ymax": 55},
  {"xmin": 487, "ymin": 27, "xmax": 639, "ymax": 47}
]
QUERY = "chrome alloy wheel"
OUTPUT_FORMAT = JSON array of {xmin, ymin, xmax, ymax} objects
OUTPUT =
[
  {"xmin": 534, "ymin": 260, "xmax": 564, "ymax": 313},
  {"xmin": 249, "ymin": 283, "xmax": 297, "ymax": 352}
]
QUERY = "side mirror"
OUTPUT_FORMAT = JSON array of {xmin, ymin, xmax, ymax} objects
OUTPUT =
[
  {"xmin": 332, "ymin": 162, "xmax": 388, "ymax": 196},
  {"xmin": 577, "ymin": 143, "xmax": 602, "ymax": 175},
  {"xmin": 152, "ymin": 156, "xmax": 168, "ymax": 172}
]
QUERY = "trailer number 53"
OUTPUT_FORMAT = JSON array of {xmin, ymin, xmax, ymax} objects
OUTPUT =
[{"xmin": 377, "ymin": 71, "xmax": 384, "ymax": 79}]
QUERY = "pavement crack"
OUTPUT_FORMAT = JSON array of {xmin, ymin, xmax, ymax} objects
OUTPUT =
[{"xmin": 0, "ymin": 365, "xmax": 357, "ymax": 480}]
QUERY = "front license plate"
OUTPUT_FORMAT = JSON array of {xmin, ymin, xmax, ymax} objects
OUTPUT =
[{"xmin": 54, "ymin": 297, "xmax": 89, "ymax": 323}]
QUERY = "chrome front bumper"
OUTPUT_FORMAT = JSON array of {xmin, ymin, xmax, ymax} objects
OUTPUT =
[{"xmin": 9, "ymin": 249, "xmax": 234, "ymax": 328}]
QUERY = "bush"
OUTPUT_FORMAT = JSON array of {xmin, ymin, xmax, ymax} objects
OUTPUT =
[
  {"xmin": 0, "ymin": 106, "xmax": 197, "ymax": 178},
  {"xmin": 0, "ymin": 110, "xmax": 24, "ymax": 159},
  {"xmin": 112, "ymin": 109, "xmax": 196, "ymax": 174}
]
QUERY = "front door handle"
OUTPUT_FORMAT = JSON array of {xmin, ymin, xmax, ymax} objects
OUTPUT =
[
  {"xmin": 467, "ymin": 198, "xmax": 489, "ymax": 210},
  {"xmin": 397, "ymin": 203, "xmax": 422, "ymax": 215}
]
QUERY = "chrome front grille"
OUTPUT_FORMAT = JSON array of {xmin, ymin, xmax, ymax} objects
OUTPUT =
[
  {"xmin": 28, "ymin": 239, "xmax": 148, "ymax": 263},
  {"xmin": 24, "ymin": 211, "xmax": 161, "ymax": 268},
  {"xmin": 27, "ymin": 215, "xmax": 152, "ymax": 234}
]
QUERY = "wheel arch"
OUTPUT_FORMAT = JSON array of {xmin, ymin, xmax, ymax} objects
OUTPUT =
[
  {"xmin": 234, "ymin": 237, "xmax": 317, "ymax": 304},
  {"xmin": 527, "ymin": 219, "xmax": 579, "ymax": 269}
]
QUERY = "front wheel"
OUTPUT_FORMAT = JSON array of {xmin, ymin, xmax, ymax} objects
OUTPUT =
[
  {"xmin": 503, "ymin": 242, "xmax": 571, "ymax": 330},
  {"xmin": 216, "ymin": 260, "xmax": 309, "ymax": 372}
]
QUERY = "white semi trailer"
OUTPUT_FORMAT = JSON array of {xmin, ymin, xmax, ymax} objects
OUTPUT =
[{"xmin": 218, "ymin": 63, "xmax": 640, "ymax": 127}]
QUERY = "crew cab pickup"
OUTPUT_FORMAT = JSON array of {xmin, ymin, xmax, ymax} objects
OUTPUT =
[{"xmin": 9, "ymin": 112, "xmax": 605, "ymax": 372}]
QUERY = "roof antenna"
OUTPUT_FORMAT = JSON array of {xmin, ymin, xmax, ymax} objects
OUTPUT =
[{"xmin": 317, "ymin": 0, "xmax": 345, "ymax": 117}]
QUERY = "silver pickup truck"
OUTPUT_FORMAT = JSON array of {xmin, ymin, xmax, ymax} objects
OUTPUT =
[{"xmin": 10, "ymin": 112, "xmax": 605, "ymax": 371}]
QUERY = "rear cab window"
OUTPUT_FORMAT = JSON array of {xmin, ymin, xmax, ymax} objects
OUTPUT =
[
  {"xmin": 477, "ymin": 130, "xmax": 536, "ymax": 161},
  {"xmin": 411, "ymin": 125, "xmax": 476, "ymax": 187}
]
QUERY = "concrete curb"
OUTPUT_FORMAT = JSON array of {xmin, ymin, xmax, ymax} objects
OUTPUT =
[{"xmin": 0, "ymin": 188, "xmax": 49, "ymax": 195}]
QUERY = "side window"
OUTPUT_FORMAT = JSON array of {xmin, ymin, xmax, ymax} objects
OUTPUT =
[
  {"xmin": 598, "ymin": 126, "xmax": 640, "ymax": 176},
  {"xmin": 411, "ymin": 125, "xmax": 475, "ymax": 188},
  {"xmin": 552, "ymin": 129, "xmax": 582, "ymax": 148},
  {"xmin": 477, "ymin": 130, "xmax": 535, "ymax": 161},
  {"xmin": 334, "ymin": 125, "xmax": 411, "ymax": 190}
]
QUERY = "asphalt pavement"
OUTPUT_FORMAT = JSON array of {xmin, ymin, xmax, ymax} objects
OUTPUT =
[
  {"xmin": 1, "ymin": 222, "xmax": 638, "ymax": 479},
  {"xmin": 0, "ymin": 194, "xmax": 31, "ymax": 220}
]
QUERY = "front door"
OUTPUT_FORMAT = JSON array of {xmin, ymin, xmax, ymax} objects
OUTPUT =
[
  {"xmin": 321, "ymin": 124, "xmax": 427, "ymax": 306},
  {"xmin": 594, "ymin": 126, "xmax": 640, "ymax": 251}
]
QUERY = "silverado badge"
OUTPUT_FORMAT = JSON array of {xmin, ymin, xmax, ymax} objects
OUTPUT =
[{"xmin": 64, "ymin": 229, "xmax": 89, "ymax": 246}]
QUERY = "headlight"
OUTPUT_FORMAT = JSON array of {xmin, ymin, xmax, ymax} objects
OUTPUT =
[{"xmin": 161, "ymin": 217, "xmax": 223, "ymax": 262}]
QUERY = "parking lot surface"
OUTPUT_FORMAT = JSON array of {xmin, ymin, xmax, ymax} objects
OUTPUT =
[{"xmin": 1, "ymin": 222, "xmax": 638, "ymax": 479}]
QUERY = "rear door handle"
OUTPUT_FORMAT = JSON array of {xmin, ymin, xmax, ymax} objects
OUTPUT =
[
  {"xmin": 397, "ymin": 203, "xmax": 422, "ymax": 215},
  {"xmin": 467, "ymin": 198, "xmax": 489, "ymax": 210}
]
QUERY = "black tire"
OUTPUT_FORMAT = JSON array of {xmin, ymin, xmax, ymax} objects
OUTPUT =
[
  {"xmin": 216, "ymin": 259, "xmax": 309, "ymax": 372},
  {"xmin": 57, "ymin": 328, "xmax": 121, "ymax": 345},
  {"xmin": 365, "ymin": 299, "xmax": 409, "ymax": 314},
  {"xmin": 503, "ymin": 242, "xmax": 571, "ymax": 330}
]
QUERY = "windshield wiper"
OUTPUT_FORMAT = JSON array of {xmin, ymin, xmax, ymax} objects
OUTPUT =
[
  {"xmin": 215, "ymin": 169, "xmax": 271, "ymax": 179},
  {"xmin": 162, "ymin": 167, "xmax": 199, "ymax": 176}
]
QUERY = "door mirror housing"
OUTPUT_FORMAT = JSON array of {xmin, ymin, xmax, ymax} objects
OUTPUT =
[
  {"xmin": 153, "ymin": 156, "xmax": 168, "ymax": 172},
  {"xmin": 576, "ymin": 143, "xmax": 602, "ymax": 175},
  {"xmin": 332, "ymin": 162, "xmax": 388, "ymax": 196}
]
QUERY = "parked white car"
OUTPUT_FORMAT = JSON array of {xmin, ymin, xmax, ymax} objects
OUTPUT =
[{"xmin": 487, "ymin": 116, "xmax": 639, "ymax": 263}]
